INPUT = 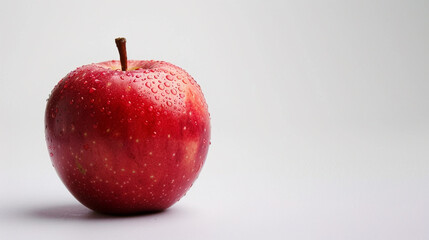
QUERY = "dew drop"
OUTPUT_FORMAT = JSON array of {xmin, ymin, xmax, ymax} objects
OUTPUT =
[
  {"xmin": 89, "ymin": 87, "xmax": 96, "ymax": 93},
  {"xmin": 166, "ymin": 101, "xmax": 172, "ymax": 107},
  {"xmin": 166, "ymin": 75, "xmax": 174, "ymax": 81},
  {"xmin": 158, "ymin": 84, "xmax": 165, "ymax": 90},
  {"xmin": 171, "ymin": 89, "xmax": 177, "ymax": 95},
  {"xmin": 151, "ymin": 88, "xmax": 158, "ymax": 93},
  {"xmin": 145, "ymin": 82, "xmax": 152, "ymax": 88},
  {"xmin": 94, "ymin": 79, "xmax": 101, "ymax": 84},
  {"xmin": 179, "ymin": 94, "xmax": 185, "ymax": 98},
  {"xmin": 148, "ymin": 106, "xmax": 153, "ymax": 112}
]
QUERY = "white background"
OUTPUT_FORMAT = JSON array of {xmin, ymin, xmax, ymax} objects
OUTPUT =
[{"xmin": 1, "ymin": 0, "xmax": 428, "ymax": 239}]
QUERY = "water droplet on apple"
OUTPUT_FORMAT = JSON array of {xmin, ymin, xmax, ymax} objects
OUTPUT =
[
  {"xmin": 152, "ymin": 131, "xmax": 157, "ymax": 137},
  {"xmin": 166, "ymin": 75, "xmax": 174, "ymax": 81},
  {"xmin": 145, "ymin": 82, "xmax": 152, "ymax": 88},
  {"xmin": 83, "ymin": 81, "xmax": 88, "ymax": 84},
  {"xmin": 171, "ymin": 89, "xmax": 177, "ymax": 95},
  {"xmin": 148, "ymin": 106, "xmax": 153, "ymax": 112},
  {"xmin": 158, "ymin": 84, "xmax": 165, "ymax": 90},
  {"xmin": 179, "ymin": 94, "xmax": 185, "ymax": 98},
  {"xmin": 89, "ymin": 87, "xmax": 96, "ymax": 93},
  {"xmin": 50, "ymin": 152, "xmax": 54, "ymax": 157},
  {"xmin": 155, "ymin": 96, "xmax": 160, "ymax": 100},
  {"xmin": 166, "ymin": 101, "xmax": 172, "ymax": 107},
  {"xmin": 94, "ymin": 79, "xmax": 101, "ymax": 84},
  {"xmin": 151, "ymin": 88, "xmax": 158, "ymax": 93}
]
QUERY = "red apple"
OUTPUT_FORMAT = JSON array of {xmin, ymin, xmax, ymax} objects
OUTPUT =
[{"xmin": 45, "ymin": 38, "xmax": 210, "ymax": 214}]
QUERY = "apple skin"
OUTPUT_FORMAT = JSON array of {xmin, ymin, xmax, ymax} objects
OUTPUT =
[{"xmin": 45, "ymin": 60, "xmax": 210, "ymax": 214}]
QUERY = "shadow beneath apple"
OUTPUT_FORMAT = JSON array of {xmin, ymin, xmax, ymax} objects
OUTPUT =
[{"xmin": 29, "ymin": 203, "xmax": 169, "ymax": 221}]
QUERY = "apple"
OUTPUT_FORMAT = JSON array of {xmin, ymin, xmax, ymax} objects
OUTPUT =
[{"xmin": 45, "ymin": 38, "xmax": 211, "ymax": 214}]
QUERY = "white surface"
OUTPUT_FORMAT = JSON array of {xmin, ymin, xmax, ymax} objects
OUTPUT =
[{"xmin": 1, "ymin": 0, "xmax": 429, "ymax": 239}]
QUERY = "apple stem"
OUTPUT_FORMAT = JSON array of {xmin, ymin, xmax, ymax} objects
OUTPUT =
[{"xmin": 115, "ymin": 37, "xmax": 128, "ymax": 71}]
